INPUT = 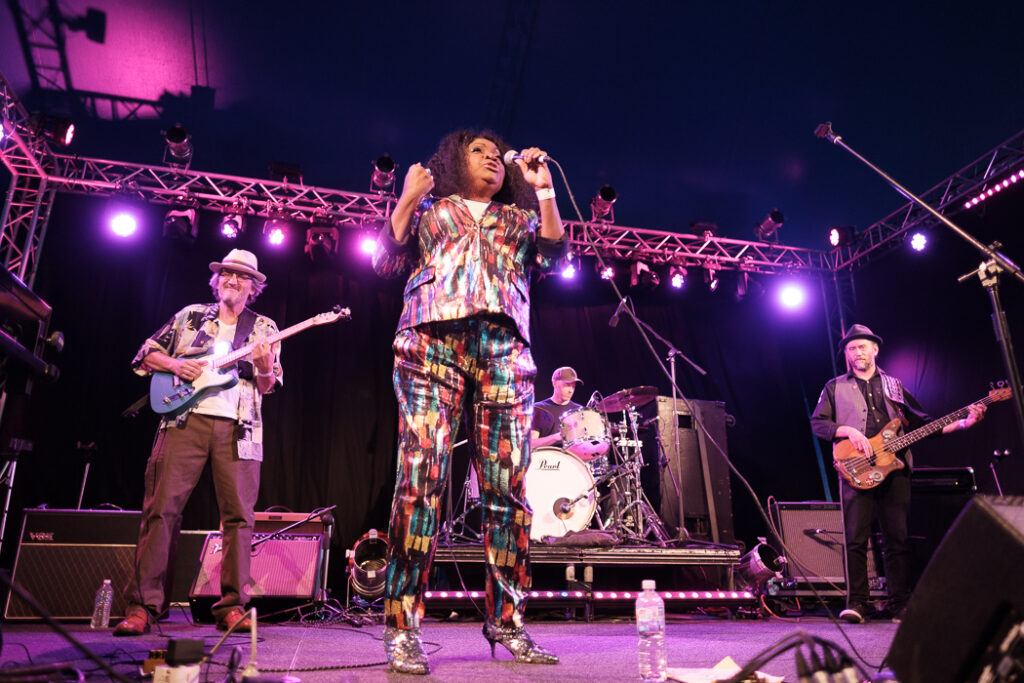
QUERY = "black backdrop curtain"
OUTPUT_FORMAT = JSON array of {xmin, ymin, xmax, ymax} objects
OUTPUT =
[{"xmin": 3, "ymin": 192, "xmax": 1021, "ymax": 587}]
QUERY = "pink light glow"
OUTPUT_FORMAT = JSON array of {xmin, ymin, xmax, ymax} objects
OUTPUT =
[
  {"xmin": 911, "ymin": 232, "xmax": 927, "ymax": 251},
  {"xmin": 266, "ymin": 227, "xmax": 286, "ymax": 246},
  {"xmin": 561, "ymin": 263, "xmax": 576, "ymax": 279},
  {"xmin": 599, "ymin": 265, "xmax": 614, "ymax": 280},
  {"xmin": 360, "ymin": 237, "xmax": 378, "ymax": 256},
  {"xmin": 110, "ymin": 212, "xmax": 138, "ymax": 237},
  {"xmin": 777, "ymin": 283, "xmax": 807, "ymax": 310}
]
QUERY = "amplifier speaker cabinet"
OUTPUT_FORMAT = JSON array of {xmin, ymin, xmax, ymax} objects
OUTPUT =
[
  {"xmin": 189, "ymin": 531, "xmax": 325, "ymax": 620},
  {"xmin": 768, "ymin": 501, "xmax": 880, "ymax": 591},
  {"xmin": 4, "ymin": 509, "xmax": 141, "ymax": 621},
  {"xmin": 654, "ymin": 397, "xmax": 734, "ymax": 543}
]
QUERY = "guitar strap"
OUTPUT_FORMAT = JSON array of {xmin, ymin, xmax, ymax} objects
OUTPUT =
[{"xmin": 232, "ymin": 308, "xmax": 258, "ymax": 381}]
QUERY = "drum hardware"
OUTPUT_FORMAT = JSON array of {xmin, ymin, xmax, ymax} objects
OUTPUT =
[
  {"xmin": 559, "ymin": 407, "xmax": 611, "ymax": 460},
  {"xmin": 525, "ymin": 447, "xmax": 598, "ymax": 540},
  {"xmin": 439, "ymin": 440, "xmax": 482, "ymax": 545}
]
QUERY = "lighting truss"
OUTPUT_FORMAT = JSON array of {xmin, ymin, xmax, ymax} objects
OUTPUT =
[{"xmin": 826, "ymin": 127, "xmax": 1024, "ymax": 271}]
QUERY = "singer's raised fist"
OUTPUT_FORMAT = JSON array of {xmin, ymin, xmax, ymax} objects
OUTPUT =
[{"xmin": 401, "ymin": 163, "xmax": 435, "ymax": 201}]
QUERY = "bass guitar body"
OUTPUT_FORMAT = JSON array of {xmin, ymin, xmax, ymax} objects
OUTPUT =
[{"xmin": 833, "ymin": 417, "xmax": 906, "ymax": 490}]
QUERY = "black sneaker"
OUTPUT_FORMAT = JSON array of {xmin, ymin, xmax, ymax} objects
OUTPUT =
[{"xmin": 839, "ymin": 605, "xmax": 867, "ymax": 624}]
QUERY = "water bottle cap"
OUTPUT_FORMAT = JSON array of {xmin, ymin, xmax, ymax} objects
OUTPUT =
[
  {"xmin": 642, "ymin": 579, "xmax": 656, "ymax": 590},
  {"xmin": 102, "ymin": 579, "xmax": 111, "ymax": 584}
]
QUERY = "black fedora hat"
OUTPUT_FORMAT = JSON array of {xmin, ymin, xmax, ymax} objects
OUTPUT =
[{"xmin": 839, "ymin": 324, "xmax": 882, "ymax": 351}]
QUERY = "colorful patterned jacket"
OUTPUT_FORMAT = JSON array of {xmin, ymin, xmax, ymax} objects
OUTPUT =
[
  {"xmin": 372, "ymin": 195, "xmax": 568, "ymax": 344},
  {"xmin": 132, "ymin": 303, "xmax": 283, "ymax": 461}
]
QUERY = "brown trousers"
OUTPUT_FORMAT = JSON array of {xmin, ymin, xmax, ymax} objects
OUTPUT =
[{"xmin": 124, "ymin": 414, "xmax": 261, "ymax": 622}]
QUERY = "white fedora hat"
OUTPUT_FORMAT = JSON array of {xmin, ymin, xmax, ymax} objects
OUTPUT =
[{"xmin": 209, "ymin": 249, "xmax": 266, "ymax": 283}]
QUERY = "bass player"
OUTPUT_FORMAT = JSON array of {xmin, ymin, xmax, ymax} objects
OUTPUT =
[{"xmin": 810, "ymin": 324, "xmax": 985, "ymax": 625}]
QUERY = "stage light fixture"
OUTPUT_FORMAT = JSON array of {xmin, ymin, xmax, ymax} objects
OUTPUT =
[
  {"xmin": 703, "ymin": 265, "xmax": 719, "ymax": 292},
  {"xmin": 359, "ymin": 235, "xmax": 379, "ymax": 257},
  {"xmin": 163, "ymin": 124, "xmax": 193, "ymax": 165},
  {"xmin": 827, "ymin": 225, "xmax": 857, "ymax": 248},
  {"xmin": 590, "ymin": 185, "xmax": 617, "ymax": 222},
  {"xmin": 219, "ymin": 214, "xmax": 243, "ymax": 239},
  {"xmin": 162, "ymin": 207, "xmax": 198, "ymax": 245},
  {"xmin": 29, "ymin": 113, "xmax": 75, "ymax": 147},
  {"xmin": 668, "ymin": 265, "xmax": 686, "ymax": 289},
  {"xmin": 964, "ymin": 169, "xmax": 1024, "ymax": 209},
  {"xmin": 630, "ymin": 261, "xmax": 659, "ymax": 289},
  {"xmin": 910, "ymin": 232, "xmax": 927, "ymax": 251},
  {"xmin": 778, "ymin": 282, "xmax": 807, "ymax": 310},
  {"xmin": 371, "ymin": 155, "xmax": 397, "ymax": 192},
  {"xmin": 733, "ymin": 541, "xmax": 785, "ymax": 593},
  {"xmin": 305, "ymin": 226, "xmax": 340, "ymax": 261},
  {"xmin": 64, "ymin": 8, "xmax": 107, "ymax": 43},
  {"xmin": 754, "ymin": 209, "xmax": 784, "ymax": 242},
  {"xmin": 106, "ymin": 192, "xmax": 145, "ymax": 238},
  {"xmin": 690, "ymin": 220, "xmax": 718, "ymax": 239},
  {"xmin": 263, "ymin": 210, "xmax": 290, "ymax": 247},
  {"xmin": 596, "ymin": 261, "xmax": 615, "ymax": 280},
  {"xmin": 346, "ymin": 529, "xmax": 388, "ymax": 598}
]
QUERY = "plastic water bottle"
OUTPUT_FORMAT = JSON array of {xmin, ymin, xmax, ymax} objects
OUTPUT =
[
  {"xmin": 636, "ymin": 579, "xmax": 667, "ymax": 682},
  {"xmin": 90, "ymin": 579, "xmax": 113, "ymax": 629}
]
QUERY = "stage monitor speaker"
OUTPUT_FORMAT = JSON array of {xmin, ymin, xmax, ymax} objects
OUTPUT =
[
  {"xmin": 769, "ymin": 501, "xmax": 879, "ymax": 588},
  {"xmin": 190, "ymin": 532, "xmax": 323, "ymax": 600},
  {"xmin": 4, "ymin": 509, "xmax": 141, "ymax": 621},
  {"xmin": 887, "ymin": 495, "xmax": 1024, "ymax": 683},
  {"xmin": 908, "ymin": 466, "xmax": 975, "ymax": 585},
  {"xmin": 654, "ymin": 397, "xmax": 734, "ymax": 543}
]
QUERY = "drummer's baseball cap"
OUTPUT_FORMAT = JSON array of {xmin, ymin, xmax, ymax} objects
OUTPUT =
[{"xmin": 552, "ymin": 367, "xmax": 583, "ymax": 384}]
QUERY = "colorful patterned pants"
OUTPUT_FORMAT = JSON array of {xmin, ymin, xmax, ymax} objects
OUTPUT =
[{"xmin": 384, "ymin": 318, "xmax": 536, "ymax": 629}]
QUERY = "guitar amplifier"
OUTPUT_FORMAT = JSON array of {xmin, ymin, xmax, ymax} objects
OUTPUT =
[
  {"xmin": 190, "ymin": 532, "xmax": 324, "ymax": 599},
  {"xmin": 4, "ymin": 509, "xmax": 141, "ymax": 621}
]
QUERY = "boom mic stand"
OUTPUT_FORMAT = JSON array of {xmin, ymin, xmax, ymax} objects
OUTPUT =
[{"xmin": 816, "ymin": 122, "xmax": 1024, "ymax": 448}]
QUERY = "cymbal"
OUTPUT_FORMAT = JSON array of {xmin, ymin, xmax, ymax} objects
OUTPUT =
[{"xmin": 598, "ymin": 385, "xmax": 658, "ymax": 413}]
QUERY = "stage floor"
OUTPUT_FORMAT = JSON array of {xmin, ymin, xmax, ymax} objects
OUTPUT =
[{"xmin": 0, "ymin": 606, "xmax": 899, "ymax": 681}]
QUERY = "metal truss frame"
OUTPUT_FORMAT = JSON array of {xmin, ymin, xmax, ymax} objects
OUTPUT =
[{"xmin": 826, "ymin": 127, "xmax": 1024, "ymax": 272}]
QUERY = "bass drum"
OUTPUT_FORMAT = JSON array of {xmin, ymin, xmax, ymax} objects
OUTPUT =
[{"xmin": 525, "ymin": 447, "xmax": 596, "ymax": 541}]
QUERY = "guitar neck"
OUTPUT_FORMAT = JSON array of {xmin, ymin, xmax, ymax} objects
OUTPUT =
[
  {"xmin": 213, "ymin": 318, "xmax": 315, "ymax": 369},
  {"xmin": 886, "ymin": 393, "xmax": 997, "ymax": 451}
]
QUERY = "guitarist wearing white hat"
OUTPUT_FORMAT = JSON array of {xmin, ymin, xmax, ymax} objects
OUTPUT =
[
  {"xmin": 114, "ymin": 248, "xmax": 282, "ymax": 635},
  {"xmin": 811, "ymin": 323, "xmax": 987, "ymax": 625}
]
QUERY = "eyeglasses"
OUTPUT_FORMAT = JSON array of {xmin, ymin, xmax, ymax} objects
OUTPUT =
[{"xmin": 219, "ymin": 270, "xmax": 253, "ymax": 283}]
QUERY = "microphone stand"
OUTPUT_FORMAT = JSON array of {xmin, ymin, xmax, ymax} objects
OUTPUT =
[
  {"xmin": 619, "ymin": 310, "xmax": 705, "ymax": 542},
  {"xmin": 817, "ymin": 122, "xmax": 1024, "ymax": 448}
]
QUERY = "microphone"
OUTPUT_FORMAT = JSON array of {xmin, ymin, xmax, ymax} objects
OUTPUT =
[
  {"xmin": 608, "ymin": 297, "xmax": 630, "ymax": 327},
  {"xmin": 503, "ymin": 149, "xmax": 551, "ymax": 165},
  {"xmin": 558, "ymin": 501, "xmax": 572, "ymax": 515},
  {"xmin": 814, "ymin": 121, "xmax": 840, "ymax": 143},
  {"xmin": 802, "ymin": 528, "xmax": 827, "ymax": 536}
]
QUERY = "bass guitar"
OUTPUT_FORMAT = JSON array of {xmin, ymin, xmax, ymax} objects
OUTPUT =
[
  {"xmin": 150, "ymin": 306, "xmax": 350, "ymax": 416},
  {"xmin": 834, "ymin": 386, "xmax": 1011, "ymax": 490}
]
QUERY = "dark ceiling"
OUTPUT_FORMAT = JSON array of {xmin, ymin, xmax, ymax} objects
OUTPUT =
[{"xmin": 3, "ymin": 1, "xmax": 1024, "ymax": 251}]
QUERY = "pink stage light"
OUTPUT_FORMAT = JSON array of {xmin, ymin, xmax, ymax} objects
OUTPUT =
[
  {"xmin": 778, "ymin": 283, "xmax": 807, "ymax": 310},
  {"xmin": 266, "ymin": 226, "xmax": 286, "ymax": 246},
  {"xmin": 911, "ymin": 232, "xmax": 927, "ymax": 251},
  {"xmin": 561, "ymin": 262, "xmax": 577, "ymax": 279},
  {"xmin": 359, "ymin": 236, "xmax": 378, "ymax": 256},
  {"xmin": 110, "ymin": 212, "xmax": 138, "ymax": 237},
  {"xmin": 599, "ymin": 265, "xmax": 615, "ymax": 280}
]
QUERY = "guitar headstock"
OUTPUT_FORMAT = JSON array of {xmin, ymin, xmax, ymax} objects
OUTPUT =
[
  {"xmin": 312, "ymin": 306, "xmax": 352, "ymax": 325},
  {"xmin": 989, "ymin": 380, "xmax": 1013, "ymax": 402}
]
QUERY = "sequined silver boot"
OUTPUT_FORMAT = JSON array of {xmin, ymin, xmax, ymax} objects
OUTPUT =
[{"xmin": 383, "ymin": 626, "xmax": 430, "ymax": 675}]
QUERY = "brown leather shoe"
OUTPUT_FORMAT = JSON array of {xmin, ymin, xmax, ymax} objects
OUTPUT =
[
  {"xmin": 113, "ymin": 607, "xmax": 151, "ymax": 636},
  {"xmin": 216, "ymin": 607, "xmax": 253, "ymax": 632}
]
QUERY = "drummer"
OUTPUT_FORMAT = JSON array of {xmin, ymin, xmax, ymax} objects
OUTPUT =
[{"xmin": 530, "ymin": 366, "xmax": 583, "ymax": 449}]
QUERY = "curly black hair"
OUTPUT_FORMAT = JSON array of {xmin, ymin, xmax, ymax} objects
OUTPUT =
[{"xmin": 425, "ymin": 129, "xmax": 539, "ymax": 211}]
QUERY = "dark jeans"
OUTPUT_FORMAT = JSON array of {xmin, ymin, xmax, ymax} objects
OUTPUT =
[
  {"xmin": 124, "ymin": 414, "xmax": 261, "ymax": 622},
  {"xmin": 841, "ymin": 468, "xmax": 911, "ymax": 610}
]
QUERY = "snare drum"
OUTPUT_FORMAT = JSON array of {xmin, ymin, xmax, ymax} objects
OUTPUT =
[
  {"xmin": 560, "ymin": 407, "xmax": 610, "ymax": 460},
  {"xmin": 525, "ymin": 447, "xmax": 596, "ymax": 541}
]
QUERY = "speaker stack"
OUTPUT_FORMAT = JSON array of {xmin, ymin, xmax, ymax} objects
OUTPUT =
[{"xmin": 4, "ymin": 509, "xmax": 141, "ymax": 621}]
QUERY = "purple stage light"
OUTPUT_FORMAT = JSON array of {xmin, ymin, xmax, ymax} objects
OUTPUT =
[
  {"xmin": 110, "ymin": 212, "xmax": 138, "ymax": 237},
  {"xmin": 599, "ymin": 264, "xmax": 614, "ymax": 280},
  {"xmin": 561, "ymin": 262, "xmax": 577, "ymax": 279},
  {"xmin": 778, "ymin": 282, "xmax": 806, "ymax": 310},
  {"xmin": 359, "ymin": 236, "xmax": 378, "ymax": 256},
  {"xmin": 911, "ymin": 232, "xmax": 927, "ymax": 251},
  {"xmin": 266, "ymin": 226, "xmax": 286, "ymax": 246},
  {"xmin": 670, "ymin": 272, "xmax": 684, "ymax": 288}
]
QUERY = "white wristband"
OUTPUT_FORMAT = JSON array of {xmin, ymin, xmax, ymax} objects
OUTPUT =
[{"xmin": 536, "ymin": 187, "xmax": 556, "ymax": 201}]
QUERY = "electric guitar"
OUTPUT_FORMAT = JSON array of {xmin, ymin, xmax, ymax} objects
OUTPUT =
[
  {"xmin": 833, "ymin": 386, "xmax": 1011, "ymax": 490},
  {"xmin": 150, "ymin": 306, "xmax": 350, "ymax": 416}
]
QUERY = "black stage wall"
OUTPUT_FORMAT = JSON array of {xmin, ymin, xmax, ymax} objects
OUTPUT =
[{"xmin": 2, "ymin": 191, "xmax": 1022, "ymax": 589}]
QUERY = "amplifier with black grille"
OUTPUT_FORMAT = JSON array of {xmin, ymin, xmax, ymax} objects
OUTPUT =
[
  {"xmin": 189, "ymin": 531, "xmax": 325, "ymax": 620},
  {"xmin": 4, "ymin": 509, "xmax": 141, "ymax": 621},
  {"xmin": 768, "ymin": 500, "xmax": 882, "ymax": 596}
]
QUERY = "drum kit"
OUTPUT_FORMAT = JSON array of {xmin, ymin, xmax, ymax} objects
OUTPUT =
[{"xmin": 444, "ymin": 385, "xmax": 676, "ymax": 546}]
